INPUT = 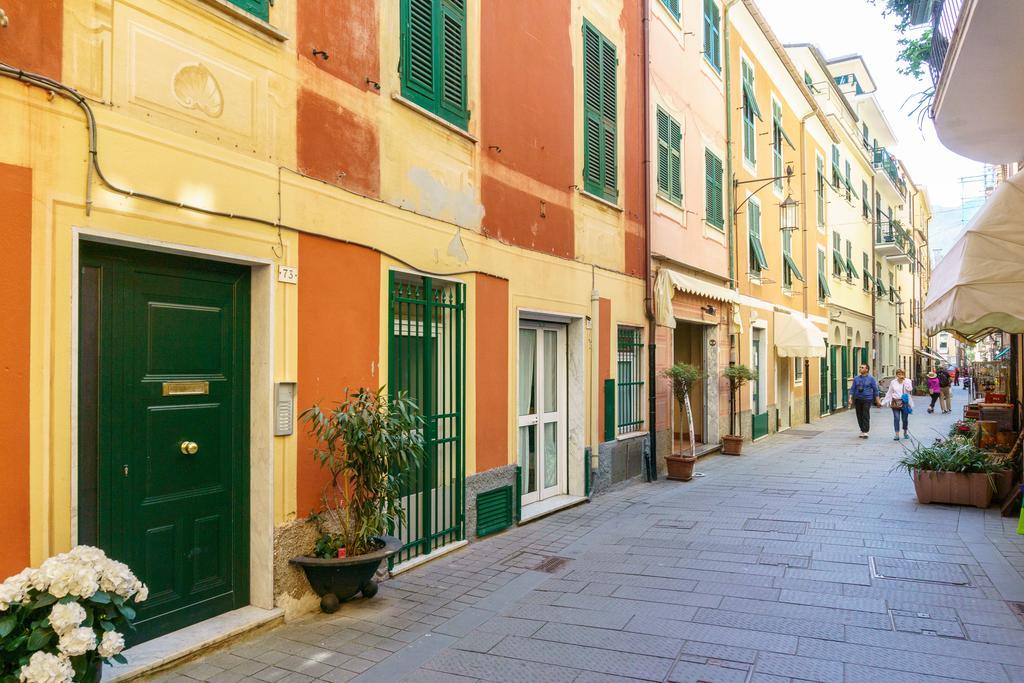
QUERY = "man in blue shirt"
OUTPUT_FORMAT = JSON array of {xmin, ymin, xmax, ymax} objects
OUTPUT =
[{"xmin": 848, "ymin": 364, "xmax": 881, "ymax": 438}]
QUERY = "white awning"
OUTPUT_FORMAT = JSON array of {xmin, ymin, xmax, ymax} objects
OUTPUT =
[
  {"xmin": 654, "ymin": 268, "xmax": 737, "ymax": 329},
  {"xmin": 924, "ymin": 169, "xmax": 1024, "ymax": 341},
  {"xmin": 774, "ymin": 312, "xmax": 827, "ymax": 358},
  {"xmin": 915, "ymin": 349, "xmax": 949, "ymax": 364}
]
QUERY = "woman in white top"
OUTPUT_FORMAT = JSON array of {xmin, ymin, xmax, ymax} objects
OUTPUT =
[{"xmin": 882, "ymin": 369, "xmax": 915, "ymax": 441}]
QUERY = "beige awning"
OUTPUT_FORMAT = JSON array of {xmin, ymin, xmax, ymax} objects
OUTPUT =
[
  {"xmin": 925, "ymin": 170, "xmax": 1024, "ymax": 341},
  {"xmin": 654, "ymin": 268, "xmax": 737, "ymax": 329},
  {"xmin": 915, "ymin": 349, "xmax": 949, "ymax": 364},
  {"xmin": 774, "ymin": 312, "xmax": 827, "ymax": 358}
]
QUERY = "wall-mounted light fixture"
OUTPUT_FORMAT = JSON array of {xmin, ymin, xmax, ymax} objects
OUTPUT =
[
  {"xmin": 703, "ymin": 305, "xmax": 716, "ymax": 316},
  {"xmin": 780, "ymin": 193, "xmax": 799, "ymax": 232}
]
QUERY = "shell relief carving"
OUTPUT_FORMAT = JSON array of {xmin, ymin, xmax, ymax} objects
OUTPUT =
[{"xmin": 172, "ymin": 63, "xmax": 224, "ymax": 118}]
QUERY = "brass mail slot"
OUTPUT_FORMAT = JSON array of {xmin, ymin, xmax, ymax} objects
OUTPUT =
[{"xmin": 162, "ymin": 381, "xmax": 209, "ymax": 396}]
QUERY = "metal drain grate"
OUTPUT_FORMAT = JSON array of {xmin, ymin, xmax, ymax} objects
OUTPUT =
[
  {"xmin": 501, "ymin": 550, "xmax": 572, "ymax": 573},
  {"xmin": 870, "ymin": 557, "xmax": 971, "ymax": 586}
]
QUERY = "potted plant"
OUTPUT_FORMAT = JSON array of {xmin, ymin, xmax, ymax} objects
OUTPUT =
[
  {"xmin": 0, "ymin": 545, "xmax": 147, "ymax": 683},
  {"xmin": 291, "ymin": 387, "xmax": 424, "ymax": 613},
  {"xmin": 662, "ymin": 363, "xmax": 703, "ymax": 481},
  {"xmin": 893, "ymin": 436, "xmax": 1008, "ymax": 508},
  {"xmin": 722, "ymin": 364, "xmax": 756, "ymax": 455}
]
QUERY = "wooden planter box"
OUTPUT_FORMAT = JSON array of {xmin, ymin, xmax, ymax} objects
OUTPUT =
[{"xmin": 911, "ymin": 470, "xmax": 994, "ymax": 508}]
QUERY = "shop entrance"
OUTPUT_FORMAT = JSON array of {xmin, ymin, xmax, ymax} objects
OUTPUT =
[
  {"xmin": 517, "ymin": 320, "xmax": 568, "ymax": 505},
  {"xmin": 673, "ymin": 322, "xmax": 707, "ymax": 453}
]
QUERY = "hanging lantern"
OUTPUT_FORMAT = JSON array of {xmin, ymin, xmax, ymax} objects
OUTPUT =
[{"xmin": 780, "ymin": 193, "xmax": 799, "ymax": 231}]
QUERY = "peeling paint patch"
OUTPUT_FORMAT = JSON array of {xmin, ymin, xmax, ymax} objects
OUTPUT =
[{"xmin": 406, "ymin": 166, "xmax": 485, "ymax": 229}]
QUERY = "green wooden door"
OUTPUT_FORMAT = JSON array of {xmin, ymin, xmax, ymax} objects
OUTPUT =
[
  {"xmin": 829, "ymin": 346, "xmax": 838, "ymax": 413},
  {"xmin": 751, "ymin": 330, "xmax": 769, "ymax": 439},
  {"xmin": 819, "ymin": 342, "xmax": 830, "ymax": 416},
  {"xmin": 78, "ymin": 243, "xmax": 250, "ymax": 644},
  {"xmin": 841, "ymin": 347, "xmax": 850, "ymax": 406}
]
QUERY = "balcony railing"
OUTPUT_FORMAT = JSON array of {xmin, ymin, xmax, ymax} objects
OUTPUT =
[
  {"xmin": 876, "ymin": 221, "xmax": 909, "ymax": 251},
  {"xmin": 873, "ymin": 146, "xmax": 907, "ymax": 197},
  {"xmin": 928, "ymin": 0, "xmax": 965, "ymax": 89}
]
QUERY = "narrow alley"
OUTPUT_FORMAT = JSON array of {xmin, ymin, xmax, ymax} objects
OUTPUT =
[{"xmin": 156, "ymin": 387, "xmax": 1024, "ymax": 683}]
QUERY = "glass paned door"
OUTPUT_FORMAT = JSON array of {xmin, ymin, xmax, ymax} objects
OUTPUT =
[
  {"xmin": 518, "ymin": 322, "xmax": 567, "ymax": 505},
  {"xmin": 751, "ymin": 328, "xmax": 769, "ymax": 439}
]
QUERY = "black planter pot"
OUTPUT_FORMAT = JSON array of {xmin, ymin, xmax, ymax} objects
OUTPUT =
[{"xmin": 290, "ymin": 535, "xmax": 402, "ymax": 613}]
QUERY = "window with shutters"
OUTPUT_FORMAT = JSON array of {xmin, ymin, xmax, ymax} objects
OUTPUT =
[
  {"xmin": 781, "ymin": 227, "xmax": 804, "ymax": 290},
  {"xmin": 862, "ymin": 180, "xmax": 870, "ymax": 219},
  {"xmin": 400, "ymin": 0, "xmax": 469, "ymax": 130},
  {"xmin": 862, "ymin": 252, "xmax": 871, "ymax": 291},
  {"xmin": 225, "ymin": 0, "xmax": 269, "ymax": 21},
  {"xmin": 772, "ymin": 99, "xmax": 784, "ymax": 193},
  {"xmin": 748, "ymin": 198, "xmax": 768, "ymax": 276},
  {"xmin": 845, "ymin": 240, "xmax": 858, "ymax": 281},
  {"xmin": 741, "ymin": 58, "xmax": 759, "ymax": 167},
  {"xmin": 817, "ymin": 248, "xmax": 830, "ymax": 301},
  {"xmin": 832, "ymin": 232, "xmax": 845, "ymax": 280},
  {"xmin": 705, "ymin": 149, "xmax": 724, "ymax": 229},
  {"xmin": 831, "ymin": 145, "xmax": 841, "ymax": 188},
  {"xmin": 660, "ymin": 0, "xmax": 681, "ymax": 20},
  {"xmin": 656, "ymin": 108, "xmax": 682, "ymax": 205},
  {"xmin": 816, "ymin": 154, "xmax": 825, "ymax": 228},
  {"xmin": 582, "ymin": 21, "xmax": 618, "ymax": 203},
  {"xmin": 703, "ymin": 0, "xmax": 722, "ymax": 72}
]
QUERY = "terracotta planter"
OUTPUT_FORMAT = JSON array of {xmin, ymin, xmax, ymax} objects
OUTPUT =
[
  {"xmin": 992, "ymin": 467, "xmax": 1014, "ymax": 502},
  {"xmin": 665, "ymin": 454, "xmax": 697, "ymax": 481},
  {"xmin": 911, "ymin": 470, "xmax": 994, "ymax": 508},
  {"xmin": 721, "ymin": 435, "xmax": 744, "ymax": 455}
]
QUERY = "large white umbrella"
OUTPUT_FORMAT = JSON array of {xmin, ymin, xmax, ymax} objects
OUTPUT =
[{"xmin": 924, "ymin": 170, "xmax": 1024, "ymax": 341}]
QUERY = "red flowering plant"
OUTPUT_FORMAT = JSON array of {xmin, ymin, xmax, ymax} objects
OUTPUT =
[{"xmin": 948, "ymin": 419, "xmax": 976, "ymax": 440}]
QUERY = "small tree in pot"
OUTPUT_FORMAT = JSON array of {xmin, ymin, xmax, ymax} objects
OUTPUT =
[
  {"xmin": 723, "ymin": 364, "xmax": 756, "ymax": 455},
  {"xmin": 291, "ymin": 387, "xmax": 424, "ymax": 613},
  {"xmin": 662, "ymin": 363, "xmax": 702, "ymax": 481}
]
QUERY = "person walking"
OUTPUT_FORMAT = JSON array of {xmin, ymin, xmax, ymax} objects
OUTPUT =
[
  {"xmin": 926, "ymin": 370, "xmax": 941, "ymax": 413},
  {"xmin": 883, "ymin": 369, "xmax": 914, "ymax": 441},
  {"xmin": 952, "ymin": 367, "xmax": 960, "ymax": 386},
  {"xmin": 937, "ymin": 365, "xmax": 952, "ymax": 413},
  {"xmin": 848, "ymin": 364, "xmax": 880, "ymax": 438}
]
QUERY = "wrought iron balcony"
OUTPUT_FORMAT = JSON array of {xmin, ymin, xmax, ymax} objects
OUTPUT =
[
  {"xmin": 876, "ymin": 220, "xmax": 912, "ymax": 264},
  {"xmin": 873, "ymin": 146, "xmax": 907, "ymax": 197},
  {"xmin": 928, "ymin": 0, "xmax": 965, "ymax": 89}
]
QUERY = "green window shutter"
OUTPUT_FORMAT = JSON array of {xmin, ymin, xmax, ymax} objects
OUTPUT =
[
  {"xmin": 402, "ymin": 0, "xmax": 438, "ymax": 106},
  {"xmin": 705, "ymin": 150, "xmax": 724, "ymax": 228},
  {"xmin": 439, "ymin": 0, "xmax": 468, "ymax": 128},
  {"xmin": 476, "ymin": 485, "xmax": 513, "ymax": 538},
  {"xmin": 831, "ymin": 145, "xmax": 840, "ymax": 187},
  {"xmin": 863, "ymin": 252, "xmax": 870, "ymax": 290},
  {"xmin": 818, "ymin": 270, "xmax": 831, "ymax": 299},
  {"xmin": 662, "ymin": 0, "xmax": 681, "ymax": 19},
  {"xmin": 816, "ymin": 157, "xmax": 825, "ymax": 225},
  {"xmin": 784, "ymin": 253, "xmax": 805, "ymax": 283},
  {"xmin": 704, "ymin": 0, "xmax": 721, "ymax": 71},
  {"xmin": 748, "ymin": 203, "xmax": 768, "ymax": 272},
  {"xmin": 583, "ymin": 22, "xmax": 617, "ymax": 202},
  {"xmin": 657, "ymin": 109, "xmax": 670, "ymax": 196},
  {"xmin": 227, "ymin": 0, "xmax": 268, "ymax": 21},
  {"xmin": 669, "ymin": 117, "xmax": 682, "ymax": 203}
]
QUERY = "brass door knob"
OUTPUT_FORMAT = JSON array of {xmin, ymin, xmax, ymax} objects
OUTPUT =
[{"xmin": 180, "ymin": 441, "xmax": 199, "ymax": 455}]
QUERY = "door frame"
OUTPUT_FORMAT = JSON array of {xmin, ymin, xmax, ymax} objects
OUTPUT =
[
  {"xmin": 70, "ymin": 228, "xmax": 277, "ymax": 611},
  {"xmin": 516, "ymin": 321, "xmax": 568, "ymax": 504}
]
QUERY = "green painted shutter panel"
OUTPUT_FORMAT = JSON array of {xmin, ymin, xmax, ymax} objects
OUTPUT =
[
  {"xmin": 404, "ymin": 0, "xmax": 437, "ymax": 102},
  {"xmin": 600, "ymin": 36, "xmax": 618, "ymax": 199},
  {"xmin": 703, "ymin": 0, "xmax": 713, "ymax": 57},
  {"xmin": 583, "ymin": 24, "xmax": 603, "ymax": 195},
  {"xmin": 705, "ymin": 150, "xmax": 724, "ymax": 228},
  {"xmin": 657, "ymin": 109, "xmax": 670, "ymax": 195},
  {"xmin": 662, "ymin": 0, "xmax": 680, "ymax": 19},
  {"xmin": 439, "ymin": 0, "xmax": 468, "ymax": 127},
  {"xmin": 228, "ymin": 0, "xmax": 268, "ymax": 22},
  {"xmin": 669, "ymin": 118, "xmax": 682, "ymax": 203},
  {"xmin": 476, "ymin": 485, "xmax": 513, "ymax": 538}
]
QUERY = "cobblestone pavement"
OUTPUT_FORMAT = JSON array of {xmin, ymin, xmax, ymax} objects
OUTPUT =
[{"xmin": 156, "ymin": 387, "xmax": 1024, "ymax": 682}]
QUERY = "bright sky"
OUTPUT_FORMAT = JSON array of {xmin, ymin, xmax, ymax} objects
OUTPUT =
[{"xmin": 757, "ymin": 0, "xmax": 985, "ymax": 254}]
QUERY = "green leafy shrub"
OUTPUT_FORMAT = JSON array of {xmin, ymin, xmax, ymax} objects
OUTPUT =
[
  {"xmin": 894, "ymin": 436, "xmax": 1006, "ymax": 476},
  {"xmin": 301, "ymin": 387, "xmax": 425, "ymax": 558},
  {"xmin": 662, "ymin": 363, "xmax": 702, "ymax": 407},
  {"xmin": 723, "ymin": 364, "xmax": 755, "ymax": 389}
]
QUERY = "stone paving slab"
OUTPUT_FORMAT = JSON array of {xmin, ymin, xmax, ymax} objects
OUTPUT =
[{"xmin": 153, "ymin": 389, "xmax": 1024, "ymax": 682}]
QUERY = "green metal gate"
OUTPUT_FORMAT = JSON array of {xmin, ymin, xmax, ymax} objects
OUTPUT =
[
  {"xmin": 388, "ymin": 272, "xmax": 466, "ymax": 566},
  {"xmin": 820, "ymin": 342, "xmax": 830, "ymax": 416}
]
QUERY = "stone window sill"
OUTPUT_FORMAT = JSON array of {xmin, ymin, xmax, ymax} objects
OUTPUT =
[
  {"xmin": 391, "ymin": 93, "xmax": 478, "ymax": 143},
  {"xmin": 579, "ymin": 189, "xmax": 623, "ymax": 212},
  {"xmin": 192, "ymin": 0, "xmax": 289, "ymax": 42}
]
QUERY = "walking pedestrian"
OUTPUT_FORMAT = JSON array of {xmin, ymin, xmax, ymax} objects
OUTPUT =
[
  {"xmin": 952, "ymin": 367, "xmax": 960, "ymax": 386},
  {"xmin": 926, "ymin": 370, "xmax": 941, "ymax": 413},
  {"xmin": 848, "ymin": 364, "xmax": 880, "ymax": 438},
  {"xmin": 937, "ymin": 365, "xmax": 952, "ymax": 413},
  {"xmin": 883, "ymin": 369, "xmax": 914, "ymax": 441}
]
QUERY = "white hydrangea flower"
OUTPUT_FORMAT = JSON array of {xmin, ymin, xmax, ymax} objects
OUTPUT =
[
  {"xmin": 18, "ymin": 651, "xmax": 74, "ymax": 683},
  {"xmin": 68, "ymin": 546, "xmax": 106, "ymax": 566},
  {"xmin": 57, "ymin": 626, "xmax": 96, "ymax": 657},
  {"xmin": 134, "ymin": 582, "xmax": 148, "ymax": 602},
  {"xmin": 97, "ymin": 558, "xmax": 136, "ymax": 598},
  {"xmin": 97, "ymin": 630, "xmax": 125, "ymax": 658},
  {"xmin": 48, "ymin": 602, "xmax": 87, "ymax": 636},
  {"xmin": 0, "ymin": 569, "xmax": 32, "ymax": 610}
]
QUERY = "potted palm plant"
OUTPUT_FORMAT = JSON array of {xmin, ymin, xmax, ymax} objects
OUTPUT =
[
  {"xmin": 291, "ymin": 387, "xmax": 424, "ymax": 613},
  {"xmin": 722, "ymin": 364, "xmax": 756, "ymax": 455},
  {"xmin": 662, "ymin": 363, "xmax": 702, "ymax": 481}
]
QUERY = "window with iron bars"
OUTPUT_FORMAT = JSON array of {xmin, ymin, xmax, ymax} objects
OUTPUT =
[{"xmin": 617, "ymin": 326, "xmax": 644, "ymax": 434}]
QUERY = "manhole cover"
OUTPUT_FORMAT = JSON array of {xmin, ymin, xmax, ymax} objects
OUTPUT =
[
  {"xmin": 743, "ymin": 519, "xmax": 809, "ymax": 534},
  {"xmin": 501, "ymin": 551, "xmax": 571, "ymax": 573},
  {"xmin": 758, "ymin": 553, "xmax": 810, "ymax": 568},
  {"xmin": 889, "ymin": 609, "xmax": 967, "ymax": 638},
  {"xmin": 870, "ymin": 557, "xmax": 971, "ymax": 586},
  {"xmin": 783, "ymin": 429, "xmax": 823, "ymax": 438}
]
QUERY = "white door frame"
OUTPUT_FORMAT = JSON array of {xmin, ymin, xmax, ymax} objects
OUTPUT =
[{"xmin": 517, "ymin": 320, "xmax": 568, "ymax": 505}]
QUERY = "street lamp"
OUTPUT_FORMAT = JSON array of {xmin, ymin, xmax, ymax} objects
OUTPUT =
[{"xmin": 780, "ymin": 193, "xmax": 799, "ymax": 232}]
